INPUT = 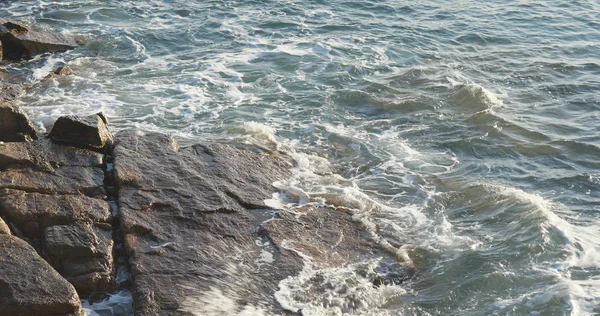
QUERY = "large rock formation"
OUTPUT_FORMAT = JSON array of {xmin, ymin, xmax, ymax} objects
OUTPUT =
[
  {"xmin": 0, "ymin": 20, "xmax": 78, "ymax": 61},
  {"xmin": 0, "ymin": 92, "xmax": 408, "ymax": 314},
  {"xmin": 0, "ymin": 234, "xmax": 83, "ymax": 316},
  {"xmin": 113, "ymin": 130, "xmax": 404, "ymax": 315},
  {"xmin": 0, "ymin": 118, "xmax": 115, "ymax": 297},
  {"xmin": 114, "ymin": 130, "xmax": 296, "ymax": 315}
]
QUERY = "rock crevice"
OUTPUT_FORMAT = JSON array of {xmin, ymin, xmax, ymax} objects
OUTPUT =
[{"xmin": 0, "ymin": 112, "xmax": 118, "ymax": 313}]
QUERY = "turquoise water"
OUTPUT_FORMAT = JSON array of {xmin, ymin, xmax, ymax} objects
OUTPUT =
[{"xmin": 2, "ymin": 1, "xmax": 600, "ymax": 315}]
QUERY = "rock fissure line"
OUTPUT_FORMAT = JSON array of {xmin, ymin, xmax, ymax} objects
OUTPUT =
[{"xmin": 103, "ymin": 150, "xmax": 135, "ymax": 305}]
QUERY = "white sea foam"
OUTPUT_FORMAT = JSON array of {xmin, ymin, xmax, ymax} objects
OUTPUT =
[
  {"xmin": 228, "ymin": 121, "xmax": 279, "ymax": 149},
  {"xmin": 275, "ymin": 257, "xmax": 405, "ymax": 315},
  {"xmin": 82, "ymin": 290, "xmax": 133, "ymax": 316},
  {"xmin": 179, "ymin": 288, "xmax": 268, "ymax": 316},
  {"xmin": 447, "ymin": 75, "xmax": 504, "ymax": 112}
]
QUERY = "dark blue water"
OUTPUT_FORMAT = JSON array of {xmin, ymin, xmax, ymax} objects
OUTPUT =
[{"xmin": 2, "ymin": 1, "xmax": 599, "ymax": 315}]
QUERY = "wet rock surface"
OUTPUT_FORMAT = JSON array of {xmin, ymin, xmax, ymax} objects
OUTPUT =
[
  {"xmin": 0, "ymin": 102, "xmax": 37, "ymax": 142},
  {"xmin": 0, "ymin": 138, "xmax": 104, "ymax": 170},
  {"xmin": 0, "ymin": 126, "xmax": 115, "ymax": 298},
  {"xmin": 261, "ymin": 206, "xmax": 394, "ymax": 269},
  {"xmin": 49, "ymin": 113, "xmax": 114, "ymax": 152},
  {"xmin": 0, "ymin": 234, "xmax": 83, "ymax": 316},
  {"xmin": 113, "ymin": 130, "xmax": 402, "ymax": 315},
  {"xmin": 0, "ymin": 20, "xmax": 78, "ymax": 61},
  {"xmin": 114, "ymin": 130, "xmax": 299, "ymax": 315},
  {"xmin": 0, "ymin": 81, "xmax": 27, "ymax": 102}
]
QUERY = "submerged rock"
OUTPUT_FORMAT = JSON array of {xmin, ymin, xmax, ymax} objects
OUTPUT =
[
  {"xmin": 0, "ymin": 234, "xmax": 83, "ymax": 316},
  {"xmin": 49, "ymin": 113, "xmax": 114, "ymax": 152},
  {"xmin": 0, "ymin": 20, "xmax": 78, "ymax": 61},
  {"xmin": 261, "ymin": 206, "xmax": 392, "ymax": 268},
  {"xmin": 0, "ymin": 81, "xmax": 27, "ymax": 102},
  {"xmin": 54, "ymin": 65, "xmax": 74, "ymax": 76},
  {"xmin": 42, "ymin": 64, "xmax": 74, "ymax": 81},
  {"xmin": 0, "ymin": 102, "xmax": 37, "ymax": 142}
]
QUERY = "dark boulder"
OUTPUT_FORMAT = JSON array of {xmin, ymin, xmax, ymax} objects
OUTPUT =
[
  {"xmin": 0, "ymin": 102, "xmax": 37, "ymax": 142},
  {"xmin": 0, "ymin": 234, "xmax": 83, "ymax": 316},
  {"xmin": 54, "ymin": 65, "xmax": 73, "ymax": 76},
  {"xmin": 42, "ymin": 64, "xmax": 74, "ymax": 81},
  {"xmin": 0, "ymin": 20, "xmax": 78, "ymax": 61},
  {"xmin": 49, "ymin": 113, "xmax": 114, "ymax": 152}
]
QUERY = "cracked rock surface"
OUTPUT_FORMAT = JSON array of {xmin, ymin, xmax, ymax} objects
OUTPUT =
[{"xmin": 0, "ymin": 128, "xmax": 115, "ymax": 298}]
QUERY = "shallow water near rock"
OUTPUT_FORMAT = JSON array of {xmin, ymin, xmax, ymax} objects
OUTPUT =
[{"xmin": 2, "ymin": 0, "xmax": 600, "ymax": 315}]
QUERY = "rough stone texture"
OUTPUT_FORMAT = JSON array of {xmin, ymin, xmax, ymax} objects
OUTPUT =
[
  {"xmin": 114, "ymin": 130, "xmax": 411, "ymax": 315},
  {"xmin": 44, "ymin": 224, "xmax": 113, "ymax": 259},
  {"xmin": 66, "ymin": 272, "xmax": 114, "ymax": 295},
  {"xmin": 62, "ymin": 256, "xmax": 112, "ymax": 277},
  {"xmin": 54, "ymin": 65, "xmax": 73, "ymax": 76},
  {"xmin": 40, "ymin": 224, "xmax": 114, "ymax": 296},
  {"xmin": 0, "ymin": 189, "xmax": 110, "ymax": 228},
  {"xmin": 42, "ymin": 64, "xmax": 74, "ymax": 82},
  {"xmin": 261, "ymin": 206, "xmax": 392, "ymax": 269},
  {"xmin": 0, "ymin": 234, "xmax": 83, "ymax": 316},
  {"xmin": 49, "ymin": 113, "xmax": 114, "ymax": 152},
  {"xmin": 0, "ymin": 135, "xmax": 114, "ymax": 298},
  {"xmin": 0, "ymin": 139, "xmax": 104, "ymax": 170},
  {"xmin": 0, "ymin": 102, "xmax": 37, "ymax": 142},
  {"xmin": 0, "ymin": 20, "xmax": 78, "ymax": 61},
  {"xmin": 114, "ymin": 130, "xmax": 299, "ymax": 315},
  {"xmin": 0, "ymin": 166, "xmax": 105, "ymax": 196}
]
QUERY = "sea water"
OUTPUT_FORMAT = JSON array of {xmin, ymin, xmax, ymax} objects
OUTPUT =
[{"xmin": 1, "ymin": 0, "xmax": 599, "ymax": 315}]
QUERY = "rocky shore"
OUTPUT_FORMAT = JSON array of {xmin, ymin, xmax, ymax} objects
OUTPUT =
[{"xmin": 0, "ymin": 20, "xmax": 408, "ymax": 315}]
